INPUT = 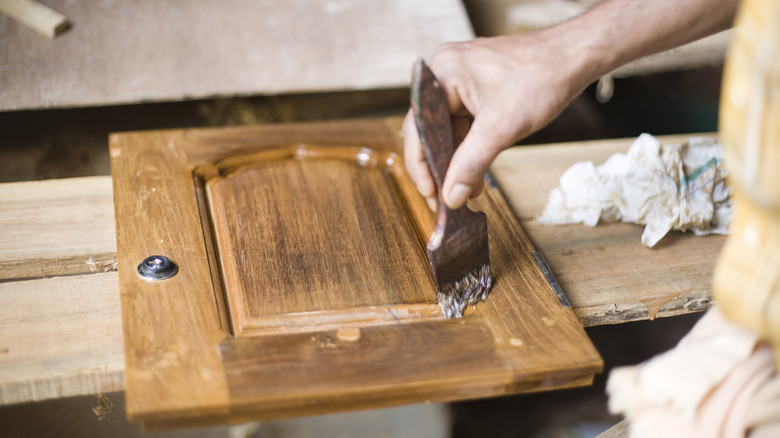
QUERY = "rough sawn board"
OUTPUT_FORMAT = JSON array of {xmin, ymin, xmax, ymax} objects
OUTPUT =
[{"xmin": 110, "ymin": 117, "xmax": 602, "ymax": 430}]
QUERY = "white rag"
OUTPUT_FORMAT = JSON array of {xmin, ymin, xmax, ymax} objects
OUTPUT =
[{"xmin": 538, "ymin": 133, "xmax": 732, "ymax": 247}]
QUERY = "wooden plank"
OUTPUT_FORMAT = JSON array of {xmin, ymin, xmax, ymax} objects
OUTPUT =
[
  {"xmin": 490, "ymin": 134, "xmax": 726, "ymax": 326},
  {"xmin": 111, "ymin": 117, "xmax": 601, "ymax": 429},
  {"xmin": 0, "ymin": 131, "xmax": 726, "ymax": 408},
  {"xmin": 0, "ymin": 0, "xmax": 67, "ymax": 38},
  {"xmin": 0, "ymin": 177, "xmax": 122, "ymax": 406},
  {"xmin": 0, "ymin": 273, "xmax": 124, "ymax": 404},
  {"xmin": 0, "ymin": 0, "xmax": 474, "ymax": 111},
  {"xmin": 0, "ymin": 176, "xmax": 117, "ymax": 281}
]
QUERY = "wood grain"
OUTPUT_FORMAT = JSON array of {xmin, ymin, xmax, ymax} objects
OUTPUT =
[
  {"xmin": 111, "ymin": 117, "xmax": 602, "ymax": 429},
  {"xmin": 212, "ymin": 167, "xmax": 603, "ymax": 425},
  {"xmin": 110, "ymin": 130, "xmax": 230, "ymax": 426},
  {"xmin": 0, "ymin": 0, "xmax": 474, "ymax": 111},
  {"xmin": 0, "ymin": 273, "xmax": 124, "ymax": 405},
  {"xmin": 490, "ymin": 134, "xmax": 726, "ymax": 326},
  {"xmin": 204, "ymin": 147, "xmax": 436, "ymax": 334},
  {"xmin": 0, "ymin": 176, "xmax": 117, "ymax": 281},
  {"xmin": 0, "ymin": 130, "xmax": 728, "ymax": 408}
]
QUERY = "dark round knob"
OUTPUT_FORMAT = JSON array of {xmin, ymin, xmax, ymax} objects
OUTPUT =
[{"xmin": 137, "ymin": 255, "xmax": 178, "ymax": 280}]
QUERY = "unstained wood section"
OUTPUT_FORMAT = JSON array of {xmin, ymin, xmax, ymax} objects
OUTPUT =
[
  {"xmin": 0, "ymin": 272, "xmax": 124, "ymax": 405},
  {"xmin": 207, "ymin": 156, "xmax": 434, "ymax": 333},
  {"xmin": 0, "ymin": 176, "xmax": 117, "ymax": 281},
  {"xmin": 0, "ymin": 0, "xmax": 474, "ymax": 111},
  {"xmin": 0, "ymin": 177, "xmax": 123, "ymax": 406},
  {"xmin": 491, "ymin": 134, "xmax": 726, "ymax": 326}
]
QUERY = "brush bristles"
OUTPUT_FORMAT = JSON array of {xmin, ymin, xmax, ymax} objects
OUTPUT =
[{"xmin": 438, "ymin": 264, "xmax": 494, "ymax": 318}]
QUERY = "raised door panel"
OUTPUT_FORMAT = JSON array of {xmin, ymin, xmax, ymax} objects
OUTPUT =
[
  {"xmin": 200, "ymin": 145, "xmax": 437, "ymax": 335},
  {"xmin": 110, "ymin": 117, "xmax": 602, "ymax": 430}
]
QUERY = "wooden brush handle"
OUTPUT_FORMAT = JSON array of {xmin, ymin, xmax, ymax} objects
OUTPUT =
[
  {"xmin": 411, "ymin": 59, "xmax": 482, "ymax": 238},
  {"xmin": 412, "ymin": 60, "xmax": 455, "ymax": 193}
]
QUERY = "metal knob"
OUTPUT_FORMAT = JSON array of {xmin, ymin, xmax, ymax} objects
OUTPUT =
[{"xmin": 137, "ymin": 255, "xmax": 178, "ymax": 280}]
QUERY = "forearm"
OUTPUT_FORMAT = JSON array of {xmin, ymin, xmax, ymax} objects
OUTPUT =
[
  {"xmin": 403, "ymin": 0, "xmax": 740, "ymax": 209},
  {"xmin": 551, "ymin": 0, "xmax": 740, "ymax": 88}
]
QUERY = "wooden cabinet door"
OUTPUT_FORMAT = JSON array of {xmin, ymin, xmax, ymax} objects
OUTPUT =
[{"xmin": 110, "ymin": 117, "xmax": 601, "ymax": 430}]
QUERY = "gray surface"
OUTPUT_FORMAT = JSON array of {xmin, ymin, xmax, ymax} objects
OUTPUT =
[
  {"xmin": 0, "ymin": 392, "xmax": 450, "ymax": 438},
  {"xmin": 0, "ymin": 0, "xmax": 473, "ymax": 111}
]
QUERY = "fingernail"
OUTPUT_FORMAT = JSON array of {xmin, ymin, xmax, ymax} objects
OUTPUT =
[
  {"xmin": 417, "ymin": 183, "xmax": 434, "ymax": 198},
  {"xmin": 446, "ymin": 183, "xmax": 472, "ymax": 209},
  {"xmin": 425, "ymin": 196, "xmax": 438, "ymax": 213}
]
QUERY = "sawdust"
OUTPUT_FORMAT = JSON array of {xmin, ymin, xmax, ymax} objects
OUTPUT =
[{"xmin": 91, "ymin": 393, "xmax": 113, "ymax": 422}]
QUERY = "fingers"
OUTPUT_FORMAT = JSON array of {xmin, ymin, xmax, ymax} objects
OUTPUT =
[
  {"xmin": 404, "ymin": 108, "xmax": 505, "ymax": 209},
  {"xmin": 402, "ymin": 110, "xmax": 435, "ymax": 198},
  {"xmin": 406, "ymin": 41, "xmax": 519, "ymax": 207},
  {"xmin": 430, "ymin": 44, "xmax": 469, "ymax": 116},
  {"xmin": 403, "ymin": 34, "xmax": 582, "ymax": 209},
  {"xmin": 450, "ymin": 115, "xmax": 485, "ymax": 201},
  {"xmin": 442, "ymin": 115, "xmax": 510, "ymax": 209}
]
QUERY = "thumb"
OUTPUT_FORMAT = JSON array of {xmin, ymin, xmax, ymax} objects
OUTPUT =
[{"xmin": 442, "ymin": 116, "xmax": 511, "ymax": 209}]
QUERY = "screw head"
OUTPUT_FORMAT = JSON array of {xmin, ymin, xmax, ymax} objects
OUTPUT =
[{"xmin": 137, "ymin": 255, "xmax": 178, "ymax": 280}]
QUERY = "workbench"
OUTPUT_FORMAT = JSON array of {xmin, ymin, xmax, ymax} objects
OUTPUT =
[
  {"xmin": 0, "ymin": 3, "xmax": 726, "ymax": 434},
  {"xmin": 0, "ymin": 132, "xmax": 724, "ymax": 407}
]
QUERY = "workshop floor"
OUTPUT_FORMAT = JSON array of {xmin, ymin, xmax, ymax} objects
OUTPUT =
[{"xmin": 0, "ymin": 66, "xmax": 721, "ymax": 437}]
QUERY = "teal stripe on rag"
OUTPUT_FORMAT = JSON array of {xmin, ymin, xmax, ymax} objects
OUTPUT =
[{"xmin": 680, "ymin": 157, "xmax": 720, "ymax": 193}]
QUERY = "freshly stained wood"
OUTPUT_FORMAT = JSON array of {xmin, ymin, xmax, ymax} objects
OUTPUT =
[
  {"xmin": 204, "ymin": 147, "xmax": 435, "ymax": 334},
  {"xmin": 111, "ymin": 117, "xmax": 602, "ymax": 429},
  {"xmin": 0, "ymin": 0, "xmax": 473, "ymax": 111},
  {"xmin": 491, "ymin": 134, "xmax": 726, "ymax": 326}
]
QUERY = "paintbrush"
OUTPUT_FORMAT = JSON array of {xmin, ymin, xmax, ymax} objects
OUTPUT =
[{"xmin": 410, "ymin": 59, "xmax": 494, "ymax": 318}]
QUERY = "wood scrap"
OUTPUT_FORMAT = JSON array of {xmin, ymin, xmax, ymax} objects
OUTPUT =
[
  {"xmin": 91, "ymin": 393, "xmax": 114, "ymax": 422},
  {"xmin": 0, "ymin": 0, "xmax": 68, "ymax": 38}
]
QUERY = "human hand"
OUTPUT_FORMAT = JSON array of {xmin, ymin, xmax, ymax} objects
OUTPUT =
[{"xmin": 403, "ymin": 32, "xmax": 594, "ymax": 209}]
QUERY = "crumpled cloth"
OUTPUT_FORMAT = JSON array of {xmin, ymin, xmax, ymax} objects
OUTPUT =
[
  {"xmin": 538, "ymin": 133, "xmax": 733, "ymax": 247},
  {"xmin": 607, "ymin": 307, "xmax": 777, "ymax": 438}
]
